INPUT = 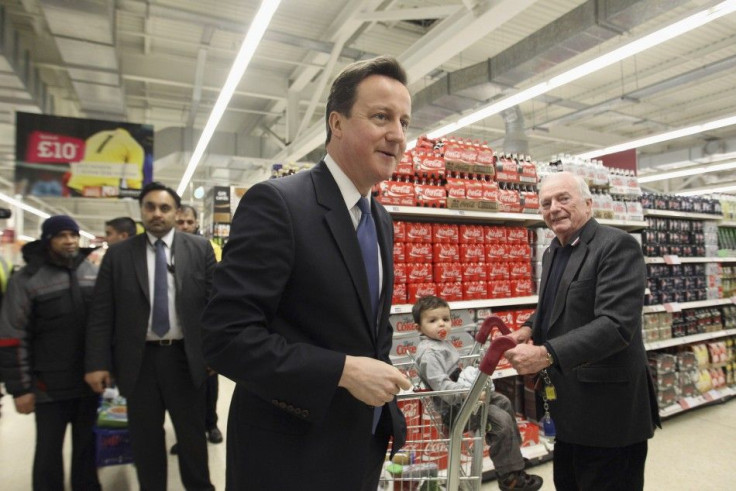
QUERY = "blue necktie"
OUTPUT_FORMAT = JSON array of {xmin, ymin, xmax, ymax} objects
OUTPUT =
[
  {"xmin": 356, "ymin": 197, "xmax": 382, "ymax": 433},
  {"xmin": 356, "ymin": 197, "xmax": 379, "ymax": 320},
  {"xmin": 152, "ymin": 239, "xmax": 170, "ymax": 337}
]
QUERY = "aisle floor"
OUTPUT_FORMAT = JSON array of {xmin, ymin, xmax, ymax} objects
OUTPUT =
[{"xmin": 1, "ymin": 377, "xmax": 734, "ymax": 490}]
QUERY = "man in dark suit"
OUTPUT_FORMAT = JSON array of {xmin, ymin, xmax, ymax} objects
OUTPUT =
[
  {"xmin": 85, "ymin": 182, "xmax": 215, "ymax": 491},
  {"xmin": 201, "ymin": 55, "xmax": 412, "ymax": 490},
  {"xmin": 505, "ymin": 171, "xmax": 660, "ymax": 491}
]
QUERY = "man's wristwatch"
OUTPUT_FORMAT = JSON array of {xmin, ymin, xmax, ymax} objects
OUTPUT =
[{"xmin": 545, "ymin": 350, "xmax": 554, "ymax": 367}]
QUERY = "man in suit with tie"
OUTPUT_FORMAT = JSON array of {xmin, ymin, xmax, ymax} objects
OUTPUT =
[
  {"xmin": 504, "ymin": 172, "xmax": 660, "ymax": 490},
  {"xmin": 202, "ymin": 55, "xmax": 412, "ymax": 490},
  {"xmin": 85, "ymin": 182, "xmax": 215, "ymax": 491}
]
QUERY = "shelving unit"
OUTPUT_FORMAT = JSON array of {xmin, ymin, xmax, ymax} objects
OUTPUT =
[
  {"xmin": 643, "ymin": 209, "xmax": 724, "ymax": 220},
  {"xmin": 645, "ymin": 328, "xmax": 736, "ymax": 351},
  {"xmin": 390, "ymin": 296, "xmax": 538, "ymax": 315},
  {"xmin": 659, "ymin": 386, "xmax": 736, "ymax": 419},
  {"xmin": 644, "ymin": 257, "xmax": 736, "ymax": 264},
  {"xmin": 643, "ymin": 299, "xmax": 734, "ymax": 314}
]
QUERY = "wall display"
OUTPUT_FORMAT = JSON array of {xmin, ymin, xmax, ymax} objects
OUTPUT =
[{"xmin": 15, "ymin": 112, "xmax": 154, "ymax": 199}]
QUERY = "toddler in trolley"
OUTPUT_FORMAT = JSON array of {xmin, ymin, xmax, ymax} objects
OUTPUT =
[{"xmin": 412, "ymin": 295, "xmax": 543, "ymax": 491}]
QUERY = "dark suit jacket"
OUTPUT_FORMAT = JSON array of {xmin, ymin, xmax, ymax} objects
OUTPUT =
[
  {"xmin": 529, "ymin": 219, "xmax": 660, "ymax": 447},
  {"xmin": 202, "ymin": 162, "xmax": 406, "ymax": 488},
  {"xmin": 85, "ymin": 231, "xmax": 215, "ymax": 397}
]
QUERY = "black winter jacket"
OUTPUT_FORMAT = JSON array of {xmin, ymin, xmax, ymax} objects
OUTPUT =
[{"xmin": 0, "ymin": 241, "xmax": 98, "ymax": 402}]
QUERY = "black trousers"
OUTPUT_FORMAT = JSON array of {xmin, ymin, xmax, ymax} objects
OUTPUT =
[
  {"xmin": 204, "ymin": 373, "xmax": 218, "ymax": 430},
  {"xmin": 33, "ymin": 394, "xmax": 100, "ymax": 491},
  {"xmin": 553, "ymin": 439, "xmax": 648, "ymax": 491},
  {"xmin": 126, "ymin": 343, "xmax": 213, "ymax": 491}
]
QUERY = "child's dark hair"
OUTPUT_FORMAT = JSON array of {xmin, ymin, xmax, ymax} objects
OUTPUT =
[{"xmin": 412, "ymin": 295, "xmax": 450, "ymax": 325}]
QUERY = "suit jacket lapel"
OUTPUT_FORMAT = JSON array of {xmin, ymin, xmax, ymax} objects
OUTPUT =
[
  {"xmin": 533, "ymin": 246, "xmax": 554, "ymax": 336},
  {"xmin": 313, "ymin": 163, "xmax": 375, "ymax": 337},
  {"xmin": 547, "ymin": 219, "xmax": 598, "ymax": 334},
  {"xmin": 133, "ymin": 234, "xmax": 149, "ymax": 302}
]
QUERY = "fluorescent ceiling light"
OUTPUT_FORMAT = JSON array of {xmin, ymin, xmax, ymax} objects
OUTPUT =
[
  {"xmin": 578, "ymin": 114, "xmax": 736, "ymax": 160},
  {"xmin": 0, "ymin": 192, "xmax": 96, "ymax": 239},
  {"xmin": 677, "ymin": 184, "xmax": 736, "ymax": 196},
  {"xmin": 176, "ymin": 0, "xmax": 281, "ymax": 196},
  {"xmin": 638, "ymin": 160, "xmax": 736, "ymax": 183},
  {"xmin": 408, "ymin": 0, "xmax": 736, "ymax": 149}
]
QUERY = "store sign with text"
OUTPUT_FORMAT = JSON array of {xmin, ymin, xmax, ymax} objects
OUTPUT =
[{"xmin": 15, "ymin": 112, "xmax": 154, "ymax": 199}]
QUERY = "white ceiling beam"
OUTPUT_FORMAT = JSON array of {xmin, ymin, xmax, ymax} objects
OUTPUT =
[{"xmin": 353, "ymin": 6, "xmax": 462, "ymax": 22}]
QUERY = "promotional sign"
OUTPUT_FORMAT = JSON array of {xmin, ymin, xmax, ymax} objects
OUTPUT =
[{"xmin": 15, "ymin": 112, "xmax": 154, "ymax": 199}]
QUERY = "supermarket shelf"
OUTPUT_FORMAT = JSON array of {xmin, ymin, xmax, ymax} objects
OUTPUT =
[
  {"xmin": 386, "ymin": 205, "xmax": 647, "ymax": 230},
  {"xmin": 642, "ymin": 299, "xmax": 733, "ymax": 314},
  {"xmin": 643, "ymin": 209, "xmax": 724, "ymax": 220},
  {"xmin": 645, "ymin": 328, "xmax": 736, "ymax": 351},
  {"xmin": 659, "ymin": 386, "xmax": 736, "ymax": 419},
  {"xmin": 644, "ymin": 256, "xmax": 736, "ymax": 264},
  {"xmin": 719, "ymin": 220, "xmax": 736, "ymax": 228},
  {"xmin": 390, "ymin": 296, "xmax": 539, "ymax": 315},
  {"xmin": 597, "ymin": 218, "xmax": 648, "ymax": 231}
]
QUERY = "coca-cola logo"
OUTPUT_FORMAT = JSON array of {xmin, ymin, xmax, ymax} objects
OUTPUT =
[
  {"xmin": 400, "ymin": 401, "xmax": 419, "ymax": 418},
  {"xmin": 450, "ymin": 337, "xmax": 463, "ymax": 349},
  {"xmin": 396, "ymin": 343, "xmax": 417, "ymax": 355},
  {"xmin": 385, "ymin": 183, "xmax": 413, "ymax": 195},
  {"xmin": 419, "ymin": 187, "xmax": 446, "ymax": 198},
  {"xmin": 396, "ymin": 321, "xmax": 418, "ymax": 332},
  {"xmin": 421, "ymin": 157, "xmax": 444, "ymax": 168},
  {"xmin": 409, "ymin": 244, "xmax": 432, "ymax": 255},
  {"xmin": 499, "ymin": 191, "xmax": 519, "ymax": 204},
  {"xmin": 444, "ymin": 148, "xmax": 463, "ymax": 159}
]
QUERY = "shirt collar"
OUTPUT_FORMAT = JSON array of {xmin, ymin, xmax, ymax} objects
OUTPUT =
[
  {"xmin": 550, "ymin": 218, "xmax": 592, "ymax": 251},
  {"xmin": 324, "ymin": 153, "xmax": 371, "ymax": 209},
  {"xmin": 146, "ymin": 228, "xmax": 175, "ymax": 248}
]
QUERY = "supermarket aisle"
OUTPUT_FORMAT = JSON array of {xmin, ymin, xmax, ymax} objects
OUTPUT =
[{"xmin": 1, "ymin": 377, "xmax": 734, "ymax": 490}]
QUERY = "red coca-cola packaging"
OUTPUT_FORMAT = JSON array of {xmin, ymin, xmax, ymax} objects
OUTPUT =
[
  {"xmin": 442, "ymin": 138, "xmax": 466, "ymax": 164},
  {"xmin": 445, "ymin": 178, "xmax": 466, "ymax": 199},
  {"xmin": 405, "ymin": 242, "xmax": 433, "ymax": 263},
  {"xmin": 397, "ymin": 398, "xmax": 422, "ymax": 440},
  {"xmin": 433, "ymin": 243, "xmax": 460, "ymax": 263},
  {"xmin": 406, "ymin": 263, "xmax": 434, "ymax": 284},
  {"xmin": 391, "ymin": 334, "xmax": 419, "ymax": 358},
  {"xmin": 375, "ymin": 180, "xmax": 415, "ymax": 206},
  {"xmin": 459, "ymin": 225, "xmax": 484, "ymax": 244},
  {"xmin": 481, "ymin": 179, "xmax": 499, "ymax": 202},
  {"xmin": 519, "ymin": 159, "xmax": 538, "ymax": 184},
  {"xmin": 463, "ymin": 281, "xmax": 487, "ymax": 300},
  {"xmin": 512, "ymin": 279, "xmax": 534, "ymax": 297},
  {"xmin": 488, "ymin": 262, "xmax": 510, "ymax": 281},
  {"xmin": 432, "ymin": 223, "xmax": 459, "ymax": 243},
  {"xmin": 507, "ymin": 226, "xmax": 528, "ymax": 244},
  {"xmin": 461, "ymin": 140, "xmax": 478, "ymax": 165},
  {"xmin": 414, "ymin": 151, "xmax": 446, "ymax": 179},
  {"xmin": 436, "ymin": 282, "xmax": 463, "ymax": 302},
  {"xmin": 465, "ymin": 179, "xmax": 483, "ymax": 201},
  {"xmin": 405, "ymin": 222, "xmax": 432, "ymax": 243},
  {"xmin": 408, "ymin": 282, "xmax": 437, "ymax": 303},
  {"xmin": 508, "ymin": 243, "xmax": 532, "ymax": 262},
  {"xmin": 394, "ymin": 221, "xmax": 406, "ymax": 242},
  {"xmin": 485, "ymin": 242, "xmax": 509, "ymax": 263},
  {"xmin": 393, "ymin": 242, "xmax": 406, "ymax": 264},
  {"xmin": 515, "ymin": 309, "xmax": 535, "ymax": 329},
  {"xmin": 460, "ymin": 244, "xmax": 485, "ymax": 263},
  {"xmin": 488, "ymin": 280, "xmax": 512, "ymax": 299},
  {"xmin": 498, "ymin": 188, "xmax": 522, "ymax": 213},
  {"xmin": 462, "ymin": 262, "xmax": 487, "ymax": 282},
  {"xmin": 508, "ymin": 261, "xmax": 532, "ymax": 279},
  {"xmin": 521, "ymin": 191, "xmax": 539, "ymax": 213},
  {"xmin": 394, "ymin": 262, "xmax": 407, "ymax": 284},
  {"xmin": 390, "ymin": 313, "xmax": 418, "ymax": 333},
  {"xmin": 484, "ymin": 226, "xmax": 506, "ymax": 243},
  {"xmin": 434, "ymin": 263, "xmax": 463, "ymax": 283},
  {"xmin": 394, "ymin": 151, "xmax": 415, "ymax": 178},
  {"xmin": 491, "ymin": 310, "xmax": 515, "ymax": 331},
  {"xmin": 495, "ymin": 154, "xmax": 520, "ymax": 183},
  {"xmin": 415, "ymin": 183, "xmax": 447, "ymax": 208},
  {"xmin": 476, "ymin": 142, "xmax": 494, "ymax": 166},
  {"xmin": 392, "ymin": 282, "xmax": 407, "ymax": 305}
]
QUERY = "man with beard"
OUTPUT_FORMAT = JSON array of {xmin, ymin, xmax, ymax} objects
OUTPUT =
[
  {"xmin": 85, "ymin": 182, "xmax": 215, "ymax": 491},
  {"xmin": 0, "ymin": 215, "xmax": 101, "ymax": 490}
]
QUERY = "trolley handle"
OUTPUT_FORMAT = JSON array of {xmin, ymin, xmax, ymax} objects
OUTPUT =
[
  {"xmin": 475, "ymin": 315, "xmax": 512, "ymax": 344},
  {"xmin": 479, "ymin": 336, "xmax": 517, "ymax": 375}
]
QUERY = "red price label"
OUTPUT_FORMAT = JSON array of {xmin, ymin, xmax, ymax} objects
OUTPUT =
[{"xmin": 25, "ymin": 131, "xmax": 85, "ymax": 163}]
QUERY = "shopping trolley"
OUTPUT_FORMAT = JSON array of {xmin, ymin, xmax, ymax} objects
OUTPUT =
[{"xmin": 382, "ymin": 316, "xmax": 517, "ymax": 491}]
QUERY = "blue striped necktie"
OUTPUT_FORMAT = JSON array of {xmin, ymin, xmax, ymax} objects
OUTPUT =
[{"xmin": 152, "ymin": 239, "xmax": 170, "ymax": 337}]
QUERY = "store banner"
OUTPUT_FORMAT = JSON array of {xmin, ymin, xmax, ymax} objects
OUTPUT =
[{"xmin": 15, "ymin": 112, "xmax": 154, "ymax": 199}]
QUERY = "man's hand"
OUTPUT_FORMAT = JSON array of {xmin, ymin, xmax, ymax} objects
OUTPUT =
[
  {"xmin": 505, "ymin": 344, "xmax": 550, "ymax": 375},
  {"xmin": 508, "ymin": 325, "xmax": 532, "ymax": 345},
  {"xmin": 14, "ymin": 393, "xmax": 35, "ymax": 414},
  {"xmin": 339, "ymin": 356, "xmax": 412, "ymax": 407},
  {"xmin": 85, "ymin": 370, "xmax": 111, "ymax": 394}
]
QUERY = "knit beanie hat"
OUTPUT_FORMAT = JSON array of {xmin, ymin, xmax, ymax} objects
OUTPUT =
[{"xmin": 41, "ymin": 215, "xmax": 80, "ymax": 245}]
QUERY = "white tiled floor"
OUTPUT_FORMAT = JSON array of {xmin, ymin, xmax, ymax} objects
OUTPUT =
[{"xmin": 1, "ymin": 378, "xmax": 734, "ymax": 490}]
